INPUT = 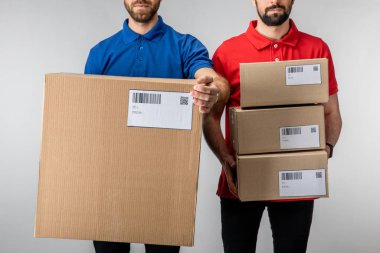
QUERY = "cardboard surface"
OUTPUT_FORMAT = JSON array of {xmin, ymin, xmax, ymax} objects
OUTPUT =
[
  {"xmin": 35, "ymin": 73, "xmax": 202, "ymax": 246},
  {"xmin": 237, "ymin": 151, "xmax": 329, "ymax": 201},
  {"xmin": 230, "ymin": 105, "xmax": 325, "ymax": 155},
  {"xmin": 240, "ymin": 58, "xmax": 329, "ymax": 108}
]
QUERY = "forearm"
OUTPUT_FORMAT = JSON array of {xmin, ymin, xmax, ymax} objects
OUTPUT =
[
  {"xmin": 203, "ymin": 113, "xmax": 232, "ymax": 165},
  {"xmin": 324, "ymin": 94, "xmax": 342, "ymax": 146},
  {"xmin": 325, "ymin": 111, "xmax": 342, "ymax": 146},
  {"xmin": 203, "ymin": 106, "xmax": 238, "ymax": 195}
]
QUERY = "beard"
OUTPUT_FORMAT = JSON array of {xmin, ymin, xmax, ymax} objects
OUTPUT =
[
  {"xmin": 256, "ymin": 1, "xmax": 293, "ymax": 26},
  {"xmin": 124, "ymin": 0, "xmax": 161, "ymax": 23}
]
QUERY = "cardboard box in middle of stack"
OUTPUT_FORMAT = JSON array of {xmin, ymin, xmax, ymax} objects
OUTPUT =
[{"xmin": 230, "ymin": 59, "xmax": 330, "ymax": 201}]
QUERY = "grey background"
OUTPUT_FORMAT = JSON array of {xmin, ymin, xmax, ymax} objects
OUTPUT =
[{"xmin": 1, "ymin": 0, "xmax": 379, "ymax": 252}]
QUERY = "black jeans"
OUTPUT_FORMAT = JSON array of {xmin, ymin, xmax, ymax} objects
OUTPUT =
[
  {"xmin": 221, "ymin": 198, "xmax": 314, "ymax": 253},
  {"xmin": 93, "ymin": 241, "xmax": 180, "ymax": 253}
]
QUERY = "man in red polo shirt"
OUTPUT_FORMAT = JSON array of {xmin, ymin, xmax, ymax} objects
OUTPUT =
[{"xmin": 203, "ymin": 0, "xmax": 342, "ymax": 252}]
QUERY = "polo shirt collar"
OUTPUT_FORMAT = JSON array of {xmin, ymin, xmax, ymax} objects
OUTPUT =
[
  {"xmin": 122, "ymin": 15, "xmax": 167, "ymax": 44},
  {"xmin": 245, "ymin": 19, "xmax": 300, "ymax": 50}
]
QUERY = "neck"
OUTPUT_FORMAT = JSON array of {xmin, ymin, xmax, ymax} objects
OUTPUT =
[
  {"xmin": 255, "ymin": 19, "xmax": 291, "ymax": 41},
  {"xmin": 128, "ymin": 15, "xmax": 159, "ymax": 35}
]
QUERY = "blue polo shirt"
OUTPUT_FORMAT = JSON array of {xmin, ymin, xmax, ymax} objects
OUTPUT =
[{"xmin": 85, "ymin": 16, "xmax": 212, "ymax": 79}]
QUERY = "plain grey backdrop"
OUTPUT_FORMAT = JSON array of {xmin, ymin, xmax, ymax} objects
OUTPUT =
[{"xmin": 1, "ymin": 0, "xmax": 379, "ymax": 252}]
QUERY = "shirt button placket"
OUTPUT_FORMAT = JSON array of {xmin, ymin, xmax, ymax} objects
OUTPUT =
[
  {"xmin": 137, "ymin": 37, "xmax": 144, "ymax": 63},
  {"xmin": 273, "ymin": 43, "xmax": 280, "ymax": 62},
  {"xmin": 139, "ymin": 36, "xmax": 144, "ymax": 52}
]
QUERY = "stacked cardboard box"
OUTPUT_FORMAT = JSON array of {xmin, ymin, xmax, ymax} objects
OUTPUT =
[{"xmin": 230, "ymin": 59, "xmax": 330, "ymax": 201}]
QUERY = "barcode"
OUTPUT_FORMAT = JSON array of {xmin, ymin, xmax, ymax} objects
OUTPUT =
[
  {"xmin": 311, "ymin": 127, "xmax": 317, "ymax": 133},
  {"xmin": 180, "ymin": 96, "xmax": 189, "ymax": 105},
  {"xmin": 288, "ymin": 66, "xmax": 304, "ymax": 73},
  {"xmin": 282, "ymin": 172, "xmax": 303, "ymax": 181},
  {"xmin": 132, "ymin": 92, "xmax": 161, "ymax": 104},
  {"xmin": 313, "ymin": 66, "xmax": 319, "ymax": 71},
  {"xmin": 316, "ymin": 172, "xmax": 323, "ymax": 179},
  {"xmin": 282, "ymin": 127, "xmax": 302, "ymax": 136}
]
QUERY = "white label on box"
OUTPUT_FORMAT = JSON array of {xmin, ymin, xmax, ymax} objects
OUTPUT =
[
  {"xmin": 280, "ymin": 125, "xmax": 320, "ymax": 150},
  {"xmin": 279, "ymin": 169, "xmax": 326, "ymax": 197},
  {"xmin": 127, "ymin": 90, "xmax": 193, "ymax": 130},
  {"xmin": 286, "ymin": 64, "xmax": 321, "ymax": 86}
]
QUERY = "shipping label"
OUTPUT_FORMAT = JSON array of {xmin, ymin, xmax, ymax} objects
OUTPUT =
[
  {"xmin": 279, "ymin": 169, "xmax": 326, "ymax": 197},
  {"xmin": 280, "ymin": 125, "xmax": 320, "ymax": 150},
  {"xmin": 286, "ymin": 64, "xmax": 322, "ymax": 86},
  {"xmin": 127, "ymin": 90, "xmax": 193, "ymax": 130}
]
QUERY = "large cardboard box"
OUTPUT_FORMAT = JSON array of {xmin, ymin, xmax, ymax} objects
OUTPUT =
[
  {"xmin": 240, "ymin": 58, "xmax": 329, "ymax": 108},
  {"xmin": 35, "ymin": 73, "xmax": 202, "ymax": 246},
  {"xmin": 230, "ymin": 105, "xmax": 325, "ymax": 155},
  {"xmin": 237, "ymin": 150, "xmax": 329, "ymax": 201}
]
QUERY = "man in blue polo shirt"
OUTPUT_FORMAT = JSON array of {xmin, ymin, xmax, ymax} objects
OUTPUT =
[
  {"xmin": 85, "ymin": 0, "xmax": 229, "ymax": 252},
  {"xmin": 86, "ymin": 0, "xmax": 228, "ymax": 114}
]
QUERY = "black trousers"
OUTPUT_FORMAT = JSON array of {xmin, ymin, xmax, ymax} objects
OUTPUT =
[
  {"xmin": 221, "ymin": 198, "xmax": 314, "ymax": 253},
  {"xmin": 93, "ymin": 241, "xmax": 180, "ymax": 253}
]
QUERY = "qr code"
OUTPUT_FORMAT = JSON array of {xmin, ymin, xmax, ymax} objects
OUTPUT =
[{"xmin": 180, "ymin": 96, "xmax": 189, "ymax": 105}]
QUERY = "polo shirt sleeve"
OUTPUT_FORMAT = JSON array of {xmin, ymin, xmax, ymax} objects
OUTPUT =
[
  {"xmin": 180, "ymin": 35, "xmax": 213, "ymax": 79},
  {"xmin": 320, "ymin": 41, "xmax": 338, "ymax": 95},
  {"xmin": 84, "ymin": 48, "xmax": 101, "ymax": 75},
  {"xmin": 212, "ymin": 47, "xmax": 226, "ymax": 78}
]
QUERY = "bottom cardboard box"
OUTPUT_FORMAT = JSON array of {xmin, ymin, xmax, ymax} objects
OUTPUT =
[{"xmin": 237, "ymin": 150, "xmax": 328, "ymax": 201}]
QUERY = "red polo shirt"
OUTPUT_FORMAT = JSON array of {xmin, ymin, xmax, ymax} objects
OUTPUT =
[{"xmin": 212, "ymin": 19, "xmax": 338, "ymax": 199}]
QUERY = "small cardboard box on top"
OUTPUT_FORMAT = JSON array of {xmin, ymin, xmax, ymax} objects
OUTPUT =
[
  {"xmin": 35, "ymin": 73, "xmax": 202, "ymax": 246},
  {"xmin": 240, "ymin": 58, "xmax": 329, "ymax": 108}
]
